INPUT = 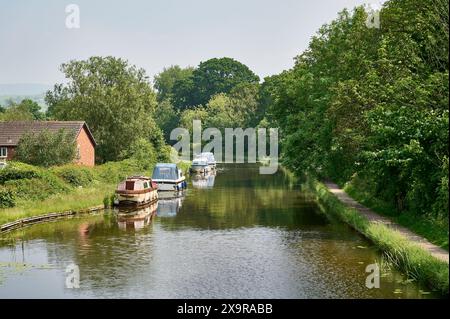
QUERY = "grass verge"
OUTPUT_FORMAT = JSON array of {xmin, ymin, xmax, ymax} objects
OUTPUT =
[
  {"xmin": 304, "ymin": 177, "xmax": 449, "ymax": 296},
  {"xmin": 344, "ymin": 181, "xmax": 449, "ymax": 250},
  {"xmin": 0, "ymin": 159, "xmax": 192, "ymax": 227},
  {"xmin": 0, "ymin": 183, "xmax": 115, "ymax": 226}
]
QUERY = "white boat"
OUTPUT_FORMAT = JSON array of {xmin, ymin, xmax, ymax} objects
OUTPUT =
[
  {"xmin": 190, "ymin": 156, "xmax": 212, "ymax": 174},
  {"xmin": 197, "ymin": 152, "xmax": 216, "ymax": 168},
  {"xmin": 152, "ymin": 163, "xmax": 187, "ymax": 191},
  {"xmin": 115, "ymin": 176, "xmax": 158, "ymax": 206}
]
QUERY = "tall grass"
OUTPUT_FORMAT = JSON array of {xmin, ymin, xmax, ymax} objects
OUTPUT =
[
  {"xmin": 0, "ymin": 183, "xmax": 115, "ymax": 225},
  {"xmin": 305, "ymin": 177, "xmax": 449, "ymax": 296}
]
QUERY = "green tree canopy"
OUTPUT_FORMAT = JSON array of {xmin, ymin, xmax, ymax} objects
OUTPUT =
[
  {"xmin": 45, "ymin": 56, "xmax": 165, "ymax": 163},
  {"xmin": 153, "ymin": 65, "xmax": 194, "ymax": 102},
  {"xmin": 15, "ymin": 129, "xmax": 77, "ymax": 167},
  {"xmin": 266, "ymin": 0, "xmax": 449, "ymax": 218},
  {"xmin": 172, "ymin": 57, "xmax": 259, "ymax": 109},
  {"xmin": 0, "ymin": 98, "xmax": 44, "ymax": 121}
]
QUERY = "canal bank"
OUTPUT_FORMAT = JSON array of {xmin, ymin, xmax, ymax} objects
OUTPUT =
[
  {"xmin": 0, "ymin": 164, "xmax": 440, "ymax": 298},
  {"xmin": 0, "ymin": 160, "xmax": 191, "ymax": 227},
  {"xmin": 304, "ymin": 177, "xmax": 449, "ymax": 295}
]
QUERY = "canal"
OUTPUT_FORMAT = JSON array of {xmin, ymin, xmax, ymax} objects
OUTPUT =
[{"xmin": 0, "ymin": 164, "xmax": 436, "ymax": 298}]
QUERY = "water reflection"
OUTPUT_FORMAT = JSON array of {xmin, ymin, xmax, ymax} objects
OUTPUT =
[
  {"xmin": 191, "ymin": 170, "xmax": 216, "ymax": 189},
  {"xmin": 0, "ymin": 164, "xmax": 439, "ymax": 298},
  {"xmin": 156, "ymin": 191, "xmax": 186, "ymax": 218},
  {"xmin": 116, "ymin": 202, "xmax": 158, "ymax": 230}
]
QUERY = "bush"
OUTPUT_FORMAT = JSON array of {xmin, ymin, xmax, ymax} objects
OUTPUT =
[
  {"xmin": 51, "ymin": 165, "xmax": 94, "ymax": 187},
  {"xmin": 15, "ymin": 128, "xmax": 77, "ymax": 167},
  {"xmin": 118, "ymin": 138, "xmax": 157, "ymax": 170},
  {"xmin": 4, "ymin": 173, "xmax": 70, "ymax": 202},
  {"xmin": 0, "ymin": 162, "xmax": 41, "ymax": 184},
  {"xmin": 0, "ymin": 187, "xmax": 15, "ymax": 208}
]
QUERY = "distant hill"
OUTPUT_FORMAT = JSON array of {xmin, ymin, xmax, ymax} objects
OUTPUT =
[
  {"xmin": 0, "ymin": 83, "xmax": 51, "ymax": 95},
  {"xmin": 0, "ymin": 83, "xmax": 51, "ymax": 110}
]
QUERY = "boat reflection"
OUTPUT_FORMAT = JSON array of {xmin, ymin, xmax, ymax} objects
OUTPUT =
[
  {"xmin": 191, "ymin": 170, "xmax": 216, "ymax": 189},
  {"xmin": 116, "ymin": 202, "xmax": 158, "ymax": 230},
  {"xmin": 156, "ymin": 190, "xmax": 186, "ymax": 217}
]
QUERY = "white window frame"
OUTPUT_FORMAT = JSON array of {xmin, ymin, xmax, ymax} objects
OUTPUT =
[{"xmin": 0, "ymin": 147, "xmax": 7, "ymax": 158}]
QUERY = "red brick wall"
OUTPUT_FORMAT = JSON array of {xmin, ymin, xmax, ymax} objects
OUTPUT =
[
  {"xmin": 0, "ymin": 146, "xmax": 15, "ymax": 161},
  {"xmin": 75, "ymin": 127, "xmax": 95, "ymax": 166}
]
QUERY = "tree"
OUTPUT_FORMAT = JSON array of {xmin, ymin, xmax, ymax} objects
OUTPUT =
[
  {"xmin": 15, "ymin": 129, "xmax": 77, "ymax": 167},
  {"xmin": 45, "ymin": 56, "xmax": 165, "ymax": 163},
  {"xmin": 0, "ymin": 101, "xmax": 35, "ymax": 121},
  {"xmin": 266, "ymin": 0, "xmax": 449, "ymax": 218},
  {"xmin": 154, "ymin": 99, "xmax": 180, "ymax": 144},
  {"xmin": 172, "ymin": 57, "xmax": 259, "ymax": 109},
  {"xmin": 118, "ymin": 138, "xmax": 157, "ymax": 169},
  {"xmin": 153, "ymin": 65, "xmax": 194, "ymax": 102},
  {"xmin": 192, "ymin": 57, "xmax": 259, "ymax": 106}
]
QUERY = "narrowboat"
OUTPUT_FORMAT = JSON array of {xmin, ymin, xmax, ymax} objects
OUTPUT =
[
  {"xmin": 114, "ymin": 176, "xmax": 158, "ymax": 206},
  {"xmin": 151, "ymin": 163, "xmax": 187, "ymax": 191}
]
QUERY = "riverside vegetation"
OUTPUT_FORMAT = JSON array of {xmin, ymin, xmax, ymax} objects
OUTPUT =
[{"xmin": 0, "ymin": 0, "xmax": 448, "ymax": 295}]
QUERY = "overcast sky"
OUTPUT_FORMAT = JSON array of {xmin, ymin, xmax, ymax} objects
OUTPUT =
[{"xmin": 0, "ymin": 0, "xmax": 383, "ymax": 85}]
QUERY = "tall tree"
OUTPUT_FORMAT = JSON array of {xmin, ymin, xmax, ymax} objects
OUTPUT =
[
  {"xmin": 172, "ymin": 57, "xmax": 259, "ymax": 109},
  {"xmin": 153, "ymin": 65, "xmax": 194, "ymax": 102},
  {"xmin": 46, "ymin": 56, "xmax": 164, "ymax": 163}
]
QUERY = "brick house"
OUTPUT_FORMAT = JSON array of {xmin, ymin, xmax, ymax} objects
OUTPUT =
[{"xmin": 0, "ymin": 121, "xmax": 96, "ymax": 166}]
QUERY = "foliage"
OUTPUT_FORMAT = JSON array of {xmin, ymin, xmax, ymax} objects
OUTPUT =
[
  {"xmin": 154, "ymin": 99, "xmax": 180, "ymax": 143},
  {"xmin": 0, "ymin": 162, "xmax": 41, "ymax": 184},
  {"xmin": 153, "ymin": 65, "xmax": 194, "ymax": 102},
  {"xmin": 118, "ymin": 138, "xmax": 157, "ymax": 169},
  {"xmin": 15, "ymin": 129, "xmax": 77, "ymax": 167},
  {"xmin": 0, "ymin": 187, "xmax": 15, "ymax": 208},
  {"xmin": 0, "ymin": 155, "xmax": 159, "ymax": 210},
  {"xmin": 171, "ymin": 57, "xmax": 259, "ymax": 109},
  {"xmin": 266, "ymin": 0, "xmax": 449, "ymax": 220},
  {"xmin": 45, "ymin": 56, "xmax": 165, "ymax": 163},
  {"xmin": 51, "ymin": 165, "xmax": 95, "ymax": 187},
  {"xmin": 0, "ymin": 99, "xmax": 44, "ymax": 121}
]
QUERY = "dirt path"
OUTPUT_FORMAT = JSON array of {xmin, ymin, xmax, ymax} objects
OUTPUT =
[{"xmin": 323, "ymin": 181, "xmax": 449, "ymax": 264}]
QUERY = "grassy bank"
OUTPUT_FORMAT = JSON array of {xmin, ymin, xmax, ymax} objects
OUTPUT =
[
  {"xmin": 343, "ymin": 180, "xmax": 449, "ymax": 250},
  {"xmin": 0, "ymin": 160, "xmax": 146, "ymax": 225},
  {"xmin": 0, "ymin": 159, "xmax": 192, "ymax": 226},
  {"xmin": 303, "ymin": 177, "xmax": 449, "ymax": 295}
]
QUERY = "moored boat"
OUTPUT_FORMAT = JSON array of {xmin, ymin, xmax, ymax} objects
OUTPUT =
[
  {"xmin": 114, "ymin": 176, "xmax": 158, "ymax": 206},
  {"xmin": 152, "ymin": 163, "xmax": 187, "ymax": 191},
  {"xmin": 198, "ymin": 152, "xmax": 216, "ymax": 168},
  {"xmin": 190, "ymin": 156, "xmax": 211, "ymax": 174}
]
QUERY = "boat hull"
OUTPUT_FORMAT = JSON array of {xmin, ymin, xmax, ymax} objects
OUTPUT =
[
  {"xmin": 115, "ymin": 189, "xmax": 158, "ymax": 206},
  {"xmin": 153, "ymin": 178, "xmax": 186, "ymax": 191},
  {"xmin": 190, "ymin": 165, "xmax": 211, "ymax": 174}
]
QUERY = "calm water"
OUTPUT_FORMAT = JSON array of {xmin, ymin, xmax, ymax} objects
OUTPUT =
[{"xmin": 0, "ymin": 164, "xmax": 437, "ymax": 298}]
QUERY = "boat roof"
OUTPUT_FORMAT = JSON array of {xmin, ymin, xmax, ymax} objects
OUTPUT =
[
  {"xmin": 155, "ymin": 163, "xmax": 178, "ymax": 168},
  {"xmin": 127, "ymin": 175, "xmax": 151, "ymax": 180}
]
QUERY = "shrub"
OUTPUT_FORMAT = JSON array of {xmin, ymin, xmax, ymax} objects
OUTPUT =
[
  {"xmin": 5, "ymin": 173, "xmax": 70, "ymax": 202},
  {"xmin": 51, "ymin": 165, "xmax": 94, "ymax": 187},
  {"xmin": 0, "ymin": 162, "xmax": 41, "ymax": 184},
  {"xmin": 15, "ymin": 128, "xmax": 77, "ymax": 167},
  {"xmin": 0, "ymin": 187, "xmax": 15, "ymax": 208},
  {"xmin": 118, "ymin": 138, "xmax": 157, "ymax": 170}
]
